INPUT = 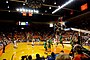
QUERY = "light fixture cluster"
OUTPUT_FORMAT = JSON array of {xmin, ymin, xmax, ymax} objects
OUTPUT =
[
  {"xmin": 54, "ymin": 2, "xmax": 56, "ymax": 5},
  {"xmin": 16, "ymin": 8, "xmax": 39, "ymax": 14},
  {"xmin": 49, "ymin": 7, "xmax": 51, "ymax": 9},
  {"xmin": 6, "ymin": 1, "xmax": 8, "ymax": 4},
  {"xmin": 50, "ymin": 23, "xmax": 53, "ymax": 27},
  {"xmin": 6, "ymin": 1, "xmax": 10, "ymax": 12}
]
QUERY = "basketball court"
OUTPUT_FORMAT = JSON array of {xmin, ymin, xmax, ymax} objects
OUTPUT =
[{"xmin": 0, "ymin": 42, "xmax": 90, "ymax": 60}]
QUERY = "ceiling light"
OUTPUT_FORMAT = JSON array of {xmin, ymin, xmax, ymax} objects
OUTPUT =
[
  {"xmin": 26, "ymin": 9, "xmax": 28, "ymax": 12},
  {"xmin": 52, "ymin": 0, "xmax": 74, "ymax": 14},
  {"xmin": 6, "ymin": 1, "xmax": 8, "ymax": 3},
  {"xmin": 21, "ymin": 27, "xmax": 24, "ymax": 29},
  {"xmin": 35, "ymin": 10, "xmax": 39, "ymax": 13},
  {"xmin": 20, "ymin": 8, "xmax": 23, "ymax": 12},
  {"xmin": 54, "ymin": 2, "xmax": 56, "ymax": 5},
  {"xmin": 8, "ymin": 10, "xmax": 10, "ymax": 12},
  {"xmin": 49, "ymin": 7, "xmax": 51, "ymax": 9},
  {"xmin": 26, "ymin": 22, "xmax": 28, "ymax": 24},
  {"xmin": 31, "ymin": 10, "xmax": 33, "ymax": 13},
  {"xmin": 50, "ymin": 23, "xmax": 53, "ymax": 27},
  {"xmin": 22, "ymin": 8, "xmax": 25, "ymax": 12},
  {"xmin": 42, "ymin": 0, "xmax": 45, "ymax": 2},
  {"xmin": 23, "ymin": 3, "xmax": 25, "ymax": 5},
  {"xmin": 42, "ymin": 14, "xmax": 43, "ymax": 15},
  {"xmin": 16, "ymin": 8, "xmax": 19, "ymax": 11},
  {"xmin": 45, "ymin": 10, "xmax": 47, "ymax": 12},
  {"xmin": 29, "ymin": 10, "xmax": 31, "ymax": 12},
  {"xmin": 58, "ymin": 6, "xmax": 60, "ymax": 8},
  {"xmin": 7, "ymin": 6, "xmax": 9, "ymax": 8}
]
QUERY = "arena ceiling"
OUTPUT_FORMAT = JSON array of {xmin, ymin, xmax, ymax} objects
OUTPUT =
[{"xmin": 0, "ymin": 0, "xmax": 90, "ymax": 30}]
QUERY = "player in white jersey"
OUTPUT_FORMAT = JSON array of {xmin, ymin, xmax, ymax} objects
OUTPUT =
[
  {"xmin": 14, "ymin": 40, "xmax": 17, "ymax": 48},
  {"xmin": 32, "ymin": 38, "xmax": 35, "ymax": 47},
  {"xmin": 54, "ymin": 38, "xmax": 57, "ymax": 45}
]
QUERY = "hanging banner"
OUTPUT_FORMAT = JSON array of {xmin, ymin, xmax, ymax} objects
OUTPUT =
[
  {"xmin": 81, "ymin": 3, "xmax": 88, "ymax": 11},
  {"xmin": 29, "ymin": 12, "xmax": 32, "ymax": 16},
  {"xmin": 22, "ymin": 12, "xmax": 26, "ymax": 16}
]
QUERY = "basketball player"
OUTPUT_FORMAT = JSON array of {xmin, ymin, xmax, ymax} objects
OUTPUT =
[
  {"xmin": 55, "ymin": 34, "xmax": 59, "ymax": 46},
  {"xmin": 44, "ymin": 41, "xmax": 47, "ymax": 51},
  {"xmin": 53, "ymin": 38, "xmax": 56, "ymax": 45},
  {"xmin": 50, "ymin": 37, "xmax": 53, "ymax": 47},
  {"xmin": 37, "ymin": 37, "xmax": 40, "ymax": 45},
  {"xmin": 14, "ymin": 40, "xmax": 17, "ymax": 48},
  {"xmin": 70, "ymin": 35, "xmax": 73, "ymax": 46},
  {"xmin": 48, "ymin": 39, "xmax": 51, "ymax": 52},
  {"xmin": 59, "ymin": 33, "xmax": 64, "ymax": 48},
  {"xmin": 32, "ymin": 38, "xmax": 35, "ymax": 48}
]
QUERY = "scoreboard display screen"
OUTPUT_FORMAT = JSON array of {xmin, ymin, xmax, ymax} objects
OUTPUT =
[{"xmin": 19, "ymin": 21, "xmax": 28, "ymax": 25}]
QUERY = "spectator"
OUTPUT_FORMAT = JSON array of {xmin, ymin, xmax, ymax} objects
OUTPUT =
[
  {"xmin": 60, "ymin": 50, "xmax": 64, "ymax": 54},
  {"xmin": 28, "ymin": 55, "xmax": 32, "ymax": 60},
  {"xmin": 36, "ymin": 54, "xmax": 41, "ymax": 60},
  {"xmin": 21, "ymin": 55, "xmax": 27, "ymax": 60},
  {"xmin": 41, "ymin": 56, "xmax": 45, "ymax": 60},
  {"xmin": 51, "ymin": 52, "xmax": 56, "ymax": 60},
  {"xmin": 47, "ymin": 52, "xmax": 56, "ymax": 60},
  {"xmin": 73, "ymin": 50, "xmax": 88, "ymax": 60},
  {"xmin": 55, "ymin": 53, "xmax": 71, "ymax": 60}
]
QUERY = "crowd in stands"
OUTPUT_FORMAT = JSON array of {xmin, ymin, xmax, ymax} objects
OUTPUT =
[
  {"xmin": 0, "ymin": 30, "xmax": 90, "ymax": 49},
  {"xmin": 21, "ymin": 47, "xmax": 90, "ymax": 60},
  {"xmin": 0, "ymin": 31, "xmax": 90, "ymax": 45}
]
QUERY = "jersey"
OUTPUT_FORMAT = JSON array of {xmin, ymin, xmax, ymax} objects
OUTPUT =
[
  {"xmin": 59, "ymin": 35, "xmax": 62, "ymax": 43},
  {"xmin": 48, "ymin": 40, "xmax": 51, "ymax": 48},
  {"xmin": 44, "ymin": 42, "xmax": 47, "ymax": 48}
]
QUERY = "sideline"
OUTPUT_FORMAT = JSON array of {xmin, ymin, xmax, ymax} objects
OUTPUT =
[{"xmin": 0, "ymin": 43, "xmax": 11, "ymax": 56}]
